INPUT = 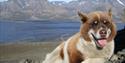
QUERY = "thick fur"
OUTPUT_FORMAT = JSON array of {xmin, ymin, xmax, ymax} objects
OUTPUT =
[{"xmin": 43, "ymin": 10, "xmax": 116, "ymax": 63}]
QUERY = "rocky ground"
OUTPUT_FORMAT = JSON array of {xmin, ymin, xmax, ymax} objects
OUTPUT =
[
  {"xmin": 0, "ymin": 42, "xmax": 60, "ymax": 63},
  {"xmin": 105, "ymin": 49, "xmax": 125, "ymax": 63}
]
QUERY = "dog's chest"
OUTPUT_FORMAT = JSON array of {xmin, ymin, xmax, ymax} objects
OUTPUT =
[{"xmin": 77, "ymin": 38, "xmax": 114, "ymax": 59}]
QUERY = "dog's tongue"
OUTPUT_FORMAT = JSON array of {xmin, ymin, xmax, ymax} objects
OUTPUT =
[{"xmin": 97, "ymin": 39, "xmax": 107, "ymax": 47}]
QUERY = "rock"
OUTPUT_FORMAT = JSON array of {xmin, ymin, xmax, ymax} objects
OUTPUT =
[
  {"xmin": 19, "ymin": 58, "xmax": 41, "ymax": 63},
  {"xmin": 105, "ymin": 48, "xmax": 125, "ymax": 63}
]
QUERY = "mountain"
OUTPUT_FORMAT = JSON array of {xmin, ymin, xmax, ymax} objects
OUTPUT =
[
  {"xmin": 0, "ymin": 0, "xmax": 69, "ymax": 20},
  {"xmin": 0, "ymin": 0, "xmax": 125, "ymax": 22},
  {"xmin": 50, "ymin": 1, "xmax": 67, "ymax": 6}
]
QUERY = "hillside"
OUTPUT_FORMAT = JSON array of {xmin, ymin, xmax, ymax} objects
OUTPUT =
[{"xmin": 0, "ymin": 0, "xmax": 125, "ymax": 22}]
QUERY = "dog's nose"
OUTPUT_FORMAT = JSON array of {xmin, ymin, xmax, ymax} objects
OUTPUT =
[
  {"xmin": 100, "ymin": 29, "xmax": 107, "ymax": 34},
  {"xmin": 99, "ymin": 29, "xmax": 107, "ymax": 38}
]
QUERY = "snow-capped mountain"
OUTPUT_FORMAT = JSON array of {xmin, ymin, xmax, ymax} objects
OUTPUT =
[{"xmin": 0, "ymin": 0, "xmax": 125, "ymax": 22}]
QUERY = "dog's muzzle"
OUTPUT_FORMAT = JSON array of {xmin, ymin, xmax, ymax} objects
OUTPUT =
[
  {"xmin": 99, "ymin": 29, "xmax": 107, "ymax": 38},
  {"xmin": 91, "ymin": 33, "xmax": 107, "ymax": 50}
]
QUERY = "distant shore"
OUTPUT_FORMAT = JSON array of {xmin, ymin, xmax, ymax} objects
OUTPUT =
[{"xmin": 0, "ymin": 42, "xmax": 61, "ymax": 63}]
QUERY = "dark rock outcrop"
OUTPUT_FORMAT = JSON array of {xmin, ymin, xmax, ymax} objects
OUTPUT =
[
  {"xmin": 113, "ymin": 26, "xmax": 125, "ymax": 63},
  {"xmin": 115, "ymin": 26, "xmax": 125, "ymax": 53}
]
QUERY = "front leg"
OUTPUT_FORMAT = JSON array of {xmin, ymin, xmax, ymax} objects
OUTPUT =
[{"xmin": 81, "ymin": 58, "xmax": 107, "ymax": 63}]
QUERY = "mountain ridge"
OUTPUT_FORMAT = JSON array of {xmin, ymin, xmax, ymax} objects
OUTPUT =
[{"xmin": 0, "ymin": 0, "xmax": 125, "ymax": 23}]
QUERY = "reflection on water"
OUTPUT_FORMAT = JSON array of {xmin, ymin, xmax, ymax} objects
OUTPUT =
[{"xmin": 0, "ymin": 20, "xmax": 124, "ymax": 43}]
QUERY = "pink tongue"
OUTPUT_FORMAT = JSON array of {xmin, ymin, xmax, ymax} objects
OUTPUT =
[{"xmin": 97, "ymin": 39, "xmax": 107, "ymax": 47}]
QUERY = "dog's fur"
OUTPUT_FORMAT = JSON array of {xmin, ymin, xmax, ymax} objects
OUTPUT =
[{"xmin": 43, "ymin": 10, "xmax": 116, "ymax": 63}]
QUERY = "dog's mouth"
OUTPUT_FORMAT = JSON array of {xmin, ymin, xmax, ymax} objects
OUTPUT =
[{"xmin": 91, "ymin": 33, "xmax": 107, "ymax": 50}]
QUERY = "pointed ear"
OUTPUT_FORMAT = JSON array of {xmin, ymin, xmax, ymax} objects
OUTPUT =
[
  {"xmin": 78, "ymin": 12, "xmax": 88, "ymax": 23},
  {"xmin": 108, "ymin": 8, "xmax": 112, "ymax": 17}
]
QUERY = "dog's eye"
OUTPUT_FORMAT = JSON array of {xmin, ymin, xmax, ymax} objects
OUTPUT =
[
  {"xmin": 103, "ymin": 20, "xmax": 107, "ymax": 24},
  {"xmin": 103, "ymin": 20, "xmax": 109, "ymax": 24},
  {"xmin": 93, "ymin": 21, "xmax": 98, "ymax": 25}
]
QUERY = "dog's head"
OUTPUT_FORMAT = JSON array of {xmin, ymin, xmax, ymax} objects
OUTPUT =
[{"xmin": 78, "ymin": 9, "xmax": 116, "ymax": 49}]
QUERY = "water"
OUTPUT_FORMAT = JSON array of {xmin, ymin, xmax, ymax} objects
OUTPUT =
[{"xmin": 0, "ymin": 20, "xmax": 124, "ymax": 43}]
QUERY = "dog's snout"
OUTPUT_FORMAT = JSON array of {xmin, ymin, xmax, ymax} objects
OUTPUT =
[
  {"xmin": 99, "ymin": 29, "xmax": 107, "ymax": 38},
  {"xmin": 100, "ymin": 29, "xmax": 107, "ymax": 34}
]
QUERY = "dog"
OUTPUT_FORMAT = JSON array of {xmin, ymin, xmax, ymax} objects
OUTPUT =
[{"xmin": 43, "ymin": 9, "xmax": 116, "ymax": 63}]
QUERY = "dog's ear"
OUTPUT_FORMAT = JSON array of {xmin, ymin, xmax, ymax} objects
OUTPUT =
[
  {"xmin": 108, "ymin": 8, "xmax": 112, "ymax": 18},
  {"xmin": 78, "ymin": 12, "xmax": 88, "ymax": 23}
]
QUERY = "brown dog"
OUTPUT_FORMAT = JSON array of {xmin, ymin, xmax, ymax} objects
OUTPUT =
[{"xmin": 43, "ymin": 9, "xmax": 116, "ymax": 63}]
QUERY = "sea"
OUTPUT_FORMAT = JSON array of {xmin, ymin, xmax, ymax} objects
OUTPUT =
[{"xmin": 0, "ymin": 20, "xmax": 124, "ymax": 43}]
